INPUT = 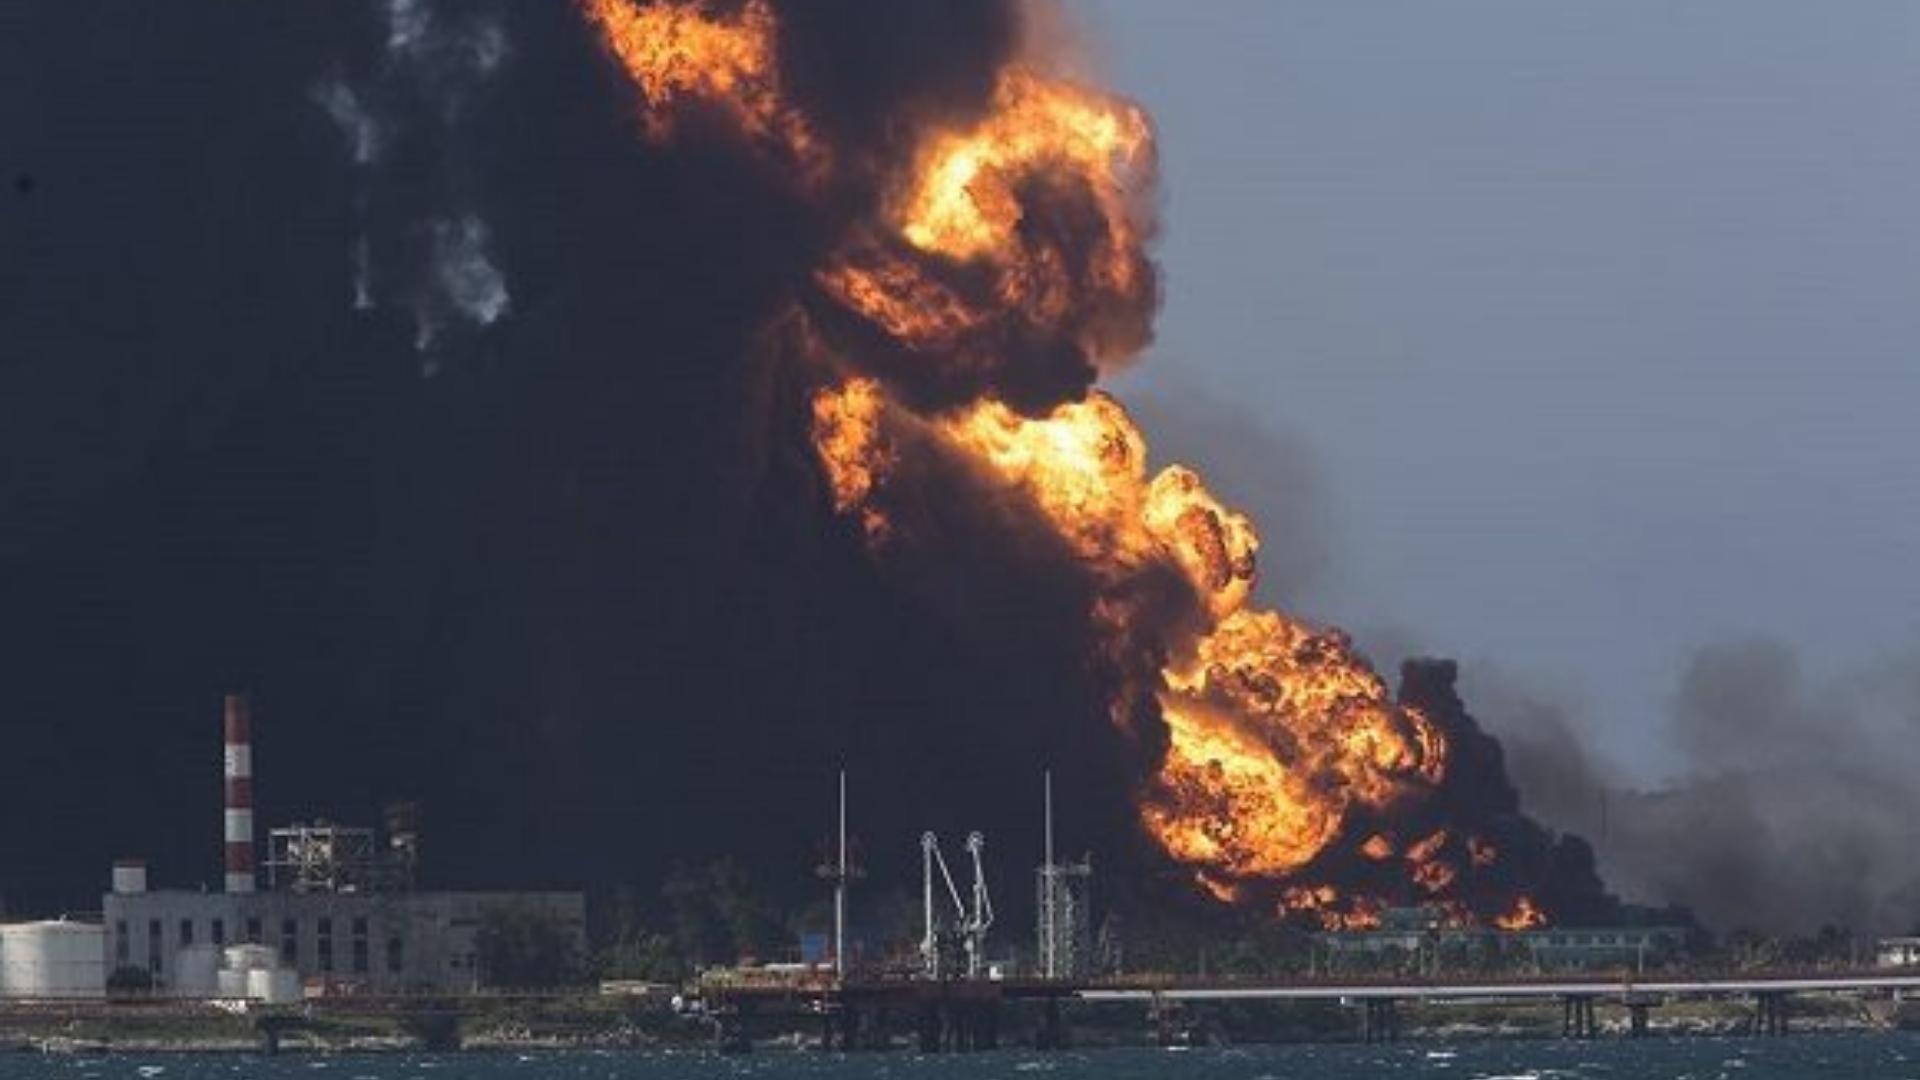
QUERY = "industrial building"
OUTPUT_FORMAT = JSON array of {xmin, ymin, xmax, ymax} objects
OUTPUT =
[
  {"xmin": 1876, "ymin": 937, "xmax": 1920, "ymax": 968},
  {"xmin": 104, "ymin": 865, "xmax": 584, "ymax": 994},
  {"xmin": 93, "ymin": 693, "xmax": 586, "ymax": 997},
  {"xmin": 1318, "ymin": 906, "xmax": 1684, "ymax": 973}
]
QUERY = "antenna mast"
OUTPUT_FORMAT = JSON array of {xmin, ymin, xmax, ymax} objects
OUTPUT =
[
  {"xmin": 1041, "ymin": 770, "xmax": 1057, "ymax": 978},
  {"xmin": 835, "ymin": 769, "xmax": 847, "ymax": 979},
  {"xmin": 816, "ymin": 770, "xmax": 858, "ymax": 979}
]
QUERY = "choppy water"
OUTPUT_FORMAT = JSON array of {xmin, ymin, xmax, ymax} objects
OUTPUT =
[{"xmin": 11, "ymin": 1039, "xmax": 1920, "ymax": 1080}]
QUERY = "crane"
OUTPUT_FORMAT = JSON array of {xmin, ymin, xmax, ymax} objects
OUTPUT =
[{"xmin": 921, "ymin": 831, "xmax": 994, "ymax": 979}]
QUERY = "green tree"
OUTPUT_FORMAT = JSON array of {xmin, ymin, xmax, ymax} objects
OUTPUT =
[
  {"xmin": 595, "ymin": 883, "xmax": 689, "ymax": 981},
  {"xmin": 106, "ymin": 965, "xmax": 154, "ymax": 995},
  {"xmin": 475, "ymin": 904, "xmax": 583, "ymax": 988},
  {"xmin": 598, "ymin": 928, "xmax": 686, "ymax": 982},
  {"xmin": 661, "ymin": 858, "xmax": 784, "ymax": 967}
]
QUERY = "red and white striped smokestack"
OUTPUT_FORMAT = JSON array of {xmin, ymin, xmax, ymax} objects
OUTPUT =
[{"xmin": 223, "ymin": 693, "xmax": 255, "ymax": 894}]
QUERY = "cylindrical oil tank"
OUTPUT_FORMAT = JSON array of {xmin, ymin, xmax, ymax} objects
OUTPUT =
[
  {"xmin": 223, "ymin": 944, "xmax": 277, "ymax": 972},
  {"xmin": 172, "ymin": 943, "xmax": 222, "ymax": 998},
  {"xmin": 247, "ymin": 966, "xmax": 301, "ymax": 1005},
  {"xmin": 0, "ymin": 922, "xmax": 106, "ymax": 999},
  {"xmin": 216, "ymin": 968, "xmax": 249, "ymax": 999}
]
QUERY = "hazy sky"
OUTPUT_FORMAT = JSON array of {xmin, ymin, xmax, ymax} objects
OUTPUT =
[{"xmin": 1079, "ymin": 1, "xmax": 1920, "ymax": 777}]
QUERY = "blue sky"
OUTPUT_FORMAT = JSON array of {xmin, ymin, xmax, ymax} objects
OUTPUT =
[{"xmin": 1078, "ymin": 1, "xmax": 1920, "ymax": 777}]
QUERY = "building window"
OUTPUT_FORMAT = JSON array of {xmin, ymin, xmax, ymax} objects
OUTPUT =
[
  {"xmin": 147, "ymin": 919, "xmax": 164, "ymax": 975},
  {"xmin": 246, "ymin": 917, "xmax": 262, "ymax": 945},
  {"xmin": 211, "ymin": 919, "xmax": 226, "ymax": 946},
  {"xmin": 281, "ymin": 918, "xmax": 299, "ymax": 965},
  {"xmin": 351, "ymin": 917, "xmax": 370, "ymax": 975},
  {"xmin": 386, "ymin": 936, "xmax": 404, "ymax": 974},
  {"xmin": 318, "ymin": 917, "xmax": 334, "ymax": 973},
  {"xmin": 115, "ymin": 921, "xmax": 130, "ymax": 965},
  {"xmin": 179, "ymin": 919, "xmax": 194, "ymax": 947}
]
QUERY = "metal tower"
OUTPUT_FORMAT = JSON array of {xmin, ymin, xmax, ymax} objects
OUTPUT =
[{"xmin": 1036, "ymin": 770, "xmax": 1093, "ymax": 978}]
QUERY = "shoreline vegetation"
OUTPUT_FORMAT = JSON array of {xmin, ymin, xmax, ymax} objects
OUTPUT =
[{"xmin": 5, "ymin": 997, "xmax": 1920, "ymax": 1055}]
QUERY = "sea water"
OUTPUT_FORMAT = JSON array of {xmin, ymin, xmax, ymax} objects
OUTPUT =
[{"xmin": 10, "ymin": 1038, "xmax": 1920, "ymax": 1080}]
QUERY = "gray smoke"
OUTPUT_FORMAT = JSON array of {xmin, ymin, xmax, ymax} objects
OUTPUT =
[
  {"xmin": 1473, "ymin": 638, "xmax": 1920, "ymax": 935},
  {"xmin": 312, "ymin": 0, "xmax": 511, "ymax": 366},
  {"xmin": 312, "ymin": 78, "xmax": 381, "ymax": 166}
]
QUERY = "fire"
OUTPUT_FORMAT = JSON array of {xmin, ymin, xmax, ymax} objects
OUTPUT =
[
  {"xmin": 809, "ymin": 377, "xmax": 894, "ymax": 542},
  {"xmin": 1145, "ymin": 704, "xmax": 1343, "ymax": 879},
  {"xmin": 582, "ymin": 0, "xmax": 825, "ymax": 180},
  {"xmin": 1404, "ymin": 829, "xmax": 1450, "ymax": 865},
  {"xmin": 946, "ymin": 394, "xmax": 1149, "ymax": 556},
  {"xmin": 809, "ymin": 67, "xmax": 1156, "ymax": 389},
  {"xmin": 897, "ymin": 70, "xmax": 1150, "ymax": 287},
  {"xmin": 1283, "ymin": 885, "xmax": 1383, "ymax": 931},
  {"xmin": 1495, "ymin": 896, "xmax": 1546, "ymax": 931},
  {"xmin": 927, "ymin": 390, "xmax": 1442, "ymax": 889},
  {"xmin": 813, "ymin": 254, "xmax": 980, "ymax": 354},
  {"xmin": 1146, "ymin": 610, "xmax": 1445, "ymax": 880},
  {"xmin": 584, "ymin": 0, "xmax": 1560, "ymax": 930}
]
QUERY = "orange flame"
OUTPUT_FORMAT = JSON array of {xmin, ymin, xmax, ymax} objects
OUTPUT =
[
  {"xmin": 897, "ymin": 70, "xmax": 1151, "ymax": 290},
  {"xmin": 813, "ymin": 66, "xmax": 1155, "ymax": 374},
  {"xmin": 1495, "ymin": 896, "xmax": 1546, "ymax": 931},
  {"xmin": 809, "ymin": 376, "xmax": 894, "ymax": 542},
  {"xmin": 582, "ymin": 0, "xmax": 826, "ymax": 181}
]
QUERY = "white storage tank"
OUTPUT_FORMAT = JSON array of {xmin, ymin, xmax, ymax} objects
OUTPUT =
[
  {"xmin": 223, "ymin": 944, "xmax": 277, "ymax": 972},
  {"xmin": 248, "ymin": 967, "xmax": 301, "ymax": 1005},
  {"xmin": 173, "ymin": 943, "xmax": 223, "ymax": 999},
  {"xmin": 0, "ymin": 921, "xmax": 106, "ymax": 999},
  {"xmin": 216, "ymin": 968, "xmax": 250, "ymax": 999}
]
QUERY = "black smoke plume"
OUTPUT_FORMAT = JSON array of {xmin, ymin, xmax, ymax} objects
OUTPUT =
[
  {"xmin": 0, "ymin": 0, "xmax": 1605, "ymax": 939},
  {"xmin": 0, "ymin": 0, "xmax": 1128, "ymax": 917},
  {"xmin": 1387, "ymin": 660, "xmax": 1617, "ymax": 924}
]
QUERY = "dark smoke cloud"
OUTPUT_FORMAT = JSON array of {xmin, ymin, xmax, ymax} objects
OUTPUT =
[
  {"xmin": 776, "ymin": 0, "xmax": 1016, "ymax": 161},
  {"xmin": 0, "ymin": 0, "xmax": 1610, "ymax": 942},
  {"xmin": 1475, "ymin": 639, "xmax": 1920, "ymax": 934},
  {"xmin": 1459, "ymin": 667, "xmax": 1610, "ymax": 848},
  {"xmin": 1386, "ymin": 660, "xmax": 1617, "ymax": 925},
  {"xmin": 1, "ymin": 0, "xmax": 1141, "ymax": 920}
]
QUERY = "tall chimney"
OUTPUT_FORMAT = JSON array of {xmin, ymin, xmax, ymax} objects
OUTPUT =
[{"xmin": 223, "ymin": 693, "xmax": 256, "ymax": 894}]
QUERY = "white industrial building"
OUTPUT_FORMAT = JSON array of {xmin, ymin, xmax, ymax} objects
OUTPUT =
[
  {"xmin": 1878, "ymin": 937, "xmax": 1920, "ymax": 968},
  {"xmin": 103, "ymin": 872, "xmax": 584, "ymax": 994}
]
